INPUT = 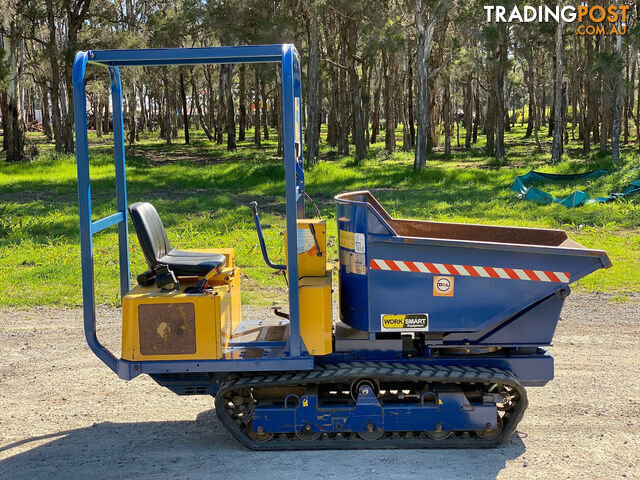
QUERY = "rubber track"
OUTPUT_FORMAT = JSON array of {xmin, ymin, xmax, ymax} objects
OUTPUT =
[{"xmin": 215, "ymin": 362, "xmax": 528, "ymax": 450}]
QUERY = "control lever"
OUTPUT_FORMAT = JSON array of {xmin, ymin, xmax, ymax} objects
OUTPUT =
[{"xmin": 249, "ymin": 201, "xmax": 286, "ymax": 270}]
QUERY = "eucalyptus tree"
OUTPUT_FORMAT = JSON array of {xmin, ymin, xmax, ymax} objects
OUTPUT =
[
  {"xmin": 414, "ymin": 0, "xmax": 450, "ymax": 170},
  {"xmin": 0, "ymin": 1, "xmax": 27, "ymax": 161},
  {"xmin": 550, "ymin": 7, "xmax": 564, "ymax": 163}
]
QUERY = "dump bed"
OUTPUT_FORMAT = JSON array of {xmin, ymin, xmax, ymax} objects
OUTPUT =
[{"xmin": 335, "ymin": 191, "xmax": 611, "ymax": 346}]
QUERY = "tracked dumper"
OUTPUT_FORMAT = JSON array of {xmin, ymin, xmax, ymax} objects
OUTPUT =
[
  {"xmin": 212, "ymin": 191, "xmax": 609, "ymax": 449},
  {"xmin": 73, "ymin": 46, "xmax": 611, "ymax": 450}
]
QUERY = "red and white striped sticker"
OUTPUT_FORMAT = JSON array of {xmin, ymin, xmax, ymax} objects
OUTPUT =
[{"xmin": 369, "ymin": 258, "xmax": 570, "ymax": 283}]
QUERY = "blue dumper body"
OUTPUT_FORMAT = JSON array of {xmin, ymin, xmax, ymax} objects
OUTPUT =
[{"xmin": 336, "ymin": 191, "xmax": 610, "ymax": 376}]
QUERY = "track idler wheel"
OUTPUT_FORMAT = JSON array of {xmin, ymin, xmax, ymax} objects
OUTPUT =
[
  {"xmin": 425, "ymin": 423, "xmax": 452, "ymax": 440},
  {"xmin": 296, "ymin": 424, "xmax": 322, "ymax": 441},
  {"xmin": 350, "ymin": 378, "xmax": 379, "ymax": 401},
  {"xmin": 357, "ymin": 423, "xmax": 384, "ymax": 441},
  {"xmin": 246, "ymin": 420, "xmax": 273, "ymax": 443},
  {"xmin": 475, "ymin": 415, "xmax": 504, "ymax": 440}
]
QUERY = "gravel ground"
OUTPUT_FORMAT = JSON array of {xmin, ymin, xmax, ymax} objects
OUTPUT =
[{"xmin": 1, "ymin": 293, "xmax": 639, "ymax": 480}]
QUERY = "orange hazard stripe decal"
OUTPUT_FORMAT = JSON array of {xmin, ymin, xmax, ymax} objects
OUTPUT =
[{"xmin": 369, "ymin": 259, "xmax": 570, "ymax": 283}]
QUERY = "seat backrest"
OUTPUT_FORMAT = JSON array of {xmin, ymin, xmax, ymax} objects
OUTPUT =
[{"xmin": 128, "ymin": 202, "xmax": 172, "ymax": 269}]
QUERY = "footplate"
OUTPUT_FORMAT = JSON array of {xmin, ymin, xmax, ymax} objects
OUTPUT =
[{"xmin": 215, "ymin": 362, "xmax": 528, "ymax": 450}]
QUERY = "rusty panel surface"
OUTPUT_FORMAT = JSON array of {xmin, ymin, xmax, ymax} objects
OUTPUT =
[
  {"xmin": 336, "ymin": 190, "xmax": 573, "ymax": 247},
  {"xmin": 138, "ymin": 303, "xmax": 196, "ymax": 355},
  {"xmin": 390, "ymin": 219, "xmax": 569, "ymax": 246}
]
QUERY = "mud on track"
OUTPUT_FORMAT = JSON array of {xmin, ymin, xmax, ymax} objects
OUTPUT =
[{"xmin": 1, "ymin": 293, "xmax": 639, "ymax": 480}]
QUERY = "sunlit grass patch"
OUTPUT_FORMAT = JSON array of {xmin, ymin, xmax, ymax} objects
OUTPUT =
[{"xmin": 0, "ymin": 124, "xmax": 638, "ymax": 307}]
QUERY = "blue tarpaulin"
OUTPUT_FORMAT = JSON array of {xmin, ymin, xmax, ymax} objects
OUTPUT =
[{"xmin": 511, "ymin": 169, "xmax": 640, "ymax": 208}]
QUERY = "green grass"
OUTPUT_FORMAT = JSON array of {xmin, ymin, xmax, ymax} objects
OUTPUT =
[{"xmin": 0, "ymin": 124, "xmax": 638, "ymax": 307}]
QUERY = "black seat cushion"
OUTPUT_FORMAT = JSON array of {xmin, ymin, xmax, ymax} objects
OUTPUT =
[
  {"xmin": 158, "ymin": 249, "xmax": 226, "ymax": 277},
  {"xmin": 129, "ymin": 202, "xmax": 172, "ymax": 267},
  {"xmin": 129, "ymin": 202, "xmax": 226, "ymax": 277}
]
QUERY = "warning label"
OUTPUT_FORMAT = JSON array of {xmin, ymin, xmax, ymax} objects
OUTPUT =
[
  {"xmin": 339, "ymin": 230, "xmax": 354, "ymax": 250},
  {"xmin": 297, "ymin": 228, "xmax": 316, "ymax": 254},
  {"xmin": 339, "ymin": 230, "xmax": 365, "ymax": 254},
  {"xmin": 433, "ymin": 276, "xmax": 454, "ymax": 297},
  {"xmin": 381, "ymin": 313, "xmax": 429, "ymax": 331},
  {"xmin": 340, "ymin": 249, "xmax": 366, "ymax": 275},
  {"xmin": 354, "ymin": 233, "xmax": 365, "ymax": 253}
]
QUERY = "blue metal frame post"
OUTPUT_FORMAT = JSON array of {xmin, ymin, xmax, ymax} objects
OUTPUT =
[
  {"xmin": 73, "ymin": 45, "xmax": 313, "ymax": 378},
  {"xmin": 108, "ymin": 67, "xmax": 131, "ymax": 298},
  {"xmin": 73, "ymin": 51, "xmax": 119, "ymax": 374},
  {"xmin": 282, "ymin": 45, "xmax": 303, "ymax": 357}
]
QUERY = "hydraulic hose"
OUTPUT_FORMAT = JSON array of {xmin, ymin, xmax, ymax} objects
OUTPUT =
[{"xmin": 249, "ymin": 201, "xmax": 286, "ymax": 270}]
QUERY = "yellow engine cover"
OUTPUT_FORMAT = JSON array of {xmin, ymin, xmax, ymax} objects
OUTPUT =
[
  {"xmin": 121, "ymin": 264, "xmax": 241, "ymax": 361},
  {"xmin": 299, "ymin": 266, "xmax": 333, "ymax": 355}
]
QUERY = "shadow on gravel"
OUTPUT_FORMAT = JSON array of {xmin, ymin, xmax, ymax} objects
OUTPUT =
[{"xmin": 0, "ymin": 409, "xmax": 526, "ymax": 480}]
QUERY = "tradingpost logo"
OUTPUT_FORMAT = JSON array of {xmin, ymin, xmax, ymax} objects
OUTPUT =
[{"xmin": 484, "ymin": 4, "xmax": 629, "ymax": 35}]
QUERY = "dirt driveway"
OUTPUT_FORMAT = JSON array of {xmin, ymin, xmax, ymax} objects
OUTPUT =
[{"xmin": 1, "ymin": 293, "xmax": 639, "ymax": 480}]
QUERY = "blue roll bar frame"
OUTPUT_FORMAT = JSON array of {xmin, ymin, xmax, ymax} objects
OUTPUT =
[{"xmin": 73, "ymin": 45, "xmax": 311, "ymax": 379}]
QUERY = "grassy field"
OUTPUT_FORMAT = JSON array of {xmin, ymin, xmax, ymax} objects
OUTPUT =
[{"xmin": 0, "ymin": 124, "xmax": 639, "ymax": 307}]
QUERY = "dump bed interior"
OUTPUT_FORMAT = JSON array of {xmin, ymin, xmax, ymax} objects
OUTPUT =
[{"xmin": 337, "ymin": 191, "xmax": 585, "ymax": 249}]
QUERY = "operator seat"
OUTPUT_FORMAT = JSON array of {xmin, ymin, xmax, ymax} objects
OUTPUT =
[{"xmin": 128, "ymin": 202, "xmax": 226, "ymax": 277}]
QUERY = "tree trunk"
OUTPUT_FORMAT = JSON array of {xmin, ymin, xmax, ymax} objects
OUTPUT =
[
  {"xmin": 486, "ymin": 88, "xmax": 496, "ymax": 154},
  {"xmin": 40, "ymin": 84, "xmax": 52, "ymax": 141},
  {"xmin": 534, "ymin": 70, "xmax": 542, "ymax": 153},
  {"xmin": 371, "ymin": 60, "xmax": 382, "ymax": 144},
  {"xmin": 571, "ymin": 78, "xmax": 577, "ymax": 140},
  {"xmin": 504, "ymin": 81, "xmax": 511, "ymax": 133},
  {"xmin": 636, "ymin": 57, "xmax": 640, "ymax": 150},
  {"xmin": 337, "ymin": 36, "xmax": 349, "ymax": 156},
  {"xmin": 362, "ymin": 62, "xmax": 372, "ymax": 145},
  {"xmin": 611, "ymin": 32, "xmax": 623, "ymax": 164},
  {"xmin": 551, "ymin": 15, "xmax": 564, "ymax": 163},
  {"xmin": 464, "ymin": 74, "xmax": 472, "ymax": 149},
  {"xmin": 623, "ymin": 51, "xmax": 629, "ymax": 144},
  {"xmin": 407, "ymin": 52, "xmax": 415, "ymax": 147},
  {"xmin": 456, "ymin": 98, "xmax": 461, "ymax": 148},
  {"xmin": 192, "ymin": 75, "xmax": 213, "ymax": 141},
  {"xmin": 222, "ymin": 64, "xmax": 236, "ymax": 151},
  {"xmin": 239, "ymin": 65, "xmax": 246, "ymax": 141},
  {"xmin": 494, "ymin": 25, "xmax": 507, "ymax": 161},
  {"xmin": 305, "ymin": 6, "xmax": 321, "ymax": 164},
  {"xmin": 582, "ymin": 36, "xmax": 594, "ymax": 154},
  {"xmin": 103, "ymin": 97, "xmax": 110, "ymax": 134},
  {"xmin": 128, "ymin": 83, "xmax": 138, "ymax": 144},
  {"xmin": 204, "ymin": 66, "xmax": 216, "ymax": 135},
  {"xmin": 178, "ymin": 71, "xmax": 189, "ymax": 144},
  {"xmin": 383, "ymin": 51, "xmax": 396, "ymax": 154},
  {"xmin": 473, "ymin": 79, "xmax": 480, "ymax": 143},
  {"xmin": 548, "ymin": 71, "xmax": 555, "ymax": 138},
  {"xmin": 95, "ymin": 96, "xmax": 102, "ymax": 138},
  {"xmin": 275, "ymin": 67, "xmax": 284, "ymax": 156},
  {"xmin": 164, "ymin": 75, "xmax": 172, "ymax": 146},
  {"xmin": 326, "ymin": 38, "xmax": 338, "ymax": 148},
  {"xmin": 45, "ymin": 0, "xmax": 64, "ymax": 152},
  {"xmin": 427, "ymin": 78, "xmax": 438, "ymax": 151},
  {"xmin": 443, "ymin": 74, "xmax": 451, "ymax": 155},
  {"xmin": 541, "ymin": 81, "xmax": 547, "ymax": 126},
  {"xmin": 401, "ymin": 83, "xmax": 410, "ymax": 152},
  {"xmin": 414, "ymin": 1, "xmax": 438, "ymax": 169},
  {"xmin": 260, "ymin": 79, "xmax": 269, "ymax": 140},
  {"xmin": 170, "ymin": 80, "xmax": 178, "ymax": 139},
  {"xmin": 1, "ymin": 30, "xmax": 25, "ymax": 162},
  {"xmin": 347, "ymin": 20, "xmax": 366, "ymax": 162},
  {"xmin": 216, "ymin": 69, "xmax": 224, "ymax": 144},
  {"xmin": 253, "ymin": 67, "xmax": 261, "ymax": 148},
  {"xmin": 139, "ymin": 84, "xmax": 147, "ymax": 133}
]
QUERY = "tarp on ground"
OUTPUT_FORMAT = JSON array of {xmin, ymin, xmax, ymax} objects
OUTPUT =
[{"xmin": 511, "ymin": 169, "xmax": 640, "ymax": 208}]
